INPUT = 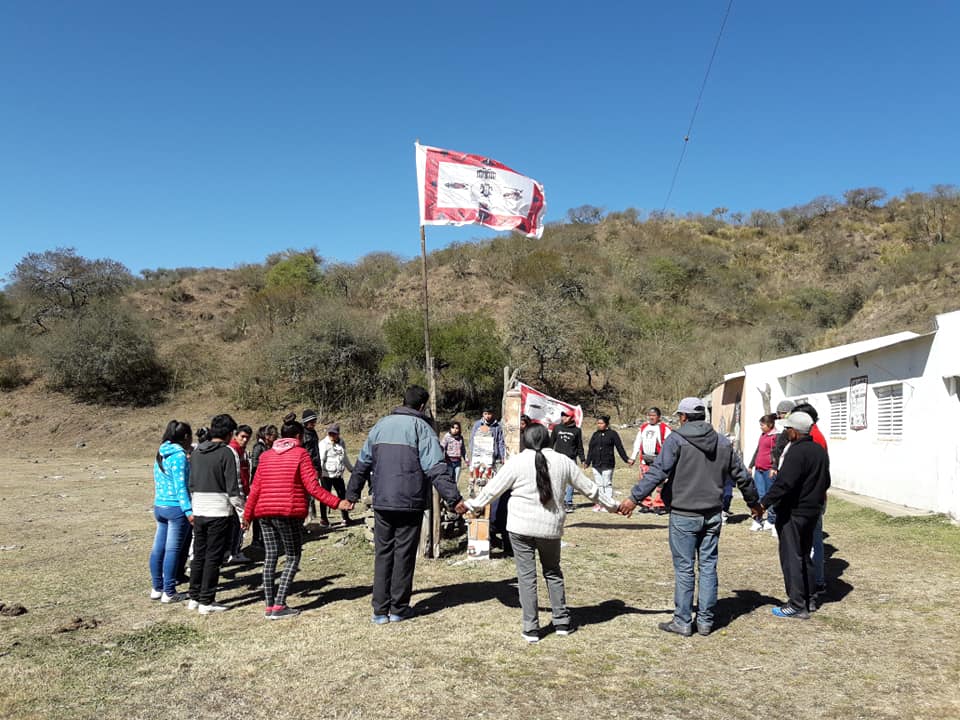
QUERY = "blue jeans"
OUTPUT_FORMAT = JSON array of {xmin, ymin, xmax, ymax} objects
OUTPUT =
[
  {"xmin": 812, "ymin": 511, "xmax": 825, "ymax": 587},
  {"xmin": 668, "ymin": 511, "xmax": 722, "ymax": 629},
  {"xmin": 753, "ymin": 469, "xmax": 774, "ymax": 522},
  {"xmin": 150, "ymin": 506, "xmax": 191, "ymax": 595}
]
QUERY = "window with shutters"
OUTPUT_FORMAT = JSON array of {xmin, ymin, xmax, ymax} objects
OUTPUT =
[
  {"xmin": 874, "ymin": 384, "xmax": 904, "ymax": 439},
  {"xmin": 828, "ymin": 392, "xmax": 848, "ymax": 438}
]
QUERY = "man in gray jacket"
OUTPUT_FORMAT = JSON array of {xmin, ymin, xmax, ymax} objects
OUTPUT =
[{"xmin": 619, "ymin": 397, "xmax": 760, "ymax": 636}]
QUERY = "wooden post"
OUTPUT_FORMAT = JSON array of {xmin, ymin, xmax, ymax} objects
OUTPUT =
[{"xmin": 419, "ymin": 223, "xmax": 440, "ymax": 558}]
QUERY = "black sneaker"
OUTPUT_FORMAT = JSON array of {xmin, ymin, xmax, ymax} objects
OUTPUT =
[
  {"xmin": 268, "ymin": 606, "xmax": 301, "ymax": 620},
  {"xmin": 554, "ymin": 624, "xmax": 577, "ymax": 636},
  {"xmin": 658, "ymin": 620, "xmax": 693, "ymax": 637}
]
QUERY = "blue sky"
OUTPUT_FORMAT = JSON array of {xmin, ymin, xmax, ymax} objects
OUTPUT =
[{"xmin": 2, "ymin": 1, "xmax": 958, "ymax": 280}]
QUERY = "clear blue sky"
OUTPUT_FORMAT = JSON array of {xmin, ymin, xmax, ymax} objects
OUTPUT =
[{"xmin": 2, "ymin": 1, "xmax": 958, "ymax": 280}]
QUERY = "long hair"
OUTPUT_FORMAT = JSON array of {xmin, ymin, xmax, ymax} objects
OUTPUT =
[
  {"xmin": 523, "ymin": 424, "xmax": 554, "ymax": 507},
  {"xmin": 157, "ymin": 420, "xmax": 192, "ymax": 472}
]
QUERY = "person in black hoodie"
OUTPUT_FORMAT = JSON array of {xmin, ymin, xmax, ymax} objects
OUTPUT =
[
  {"xmin": 187, "ymin": 413, "xmax": 244, "ymax": 614},
  {"xmin": 760, "ymin": 411, "xmax": 831, "ymax": 619},
  {"xmin": 618, "ymin": 398, "xmax": 760, "ymax": 637},
  {"xmin": 301, "ymin": 409, "xmax": 321, "ymax": 525},
  {"xmin": 551, "ymin": 410, "xmax": 585, "ymax": 512}
]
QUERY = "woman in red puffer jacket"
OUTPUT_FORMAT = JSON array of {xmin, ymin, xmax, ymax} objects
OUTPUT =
[{"xmin": 242, "ymin": 418, "xmax": 353, "ymax": 620}]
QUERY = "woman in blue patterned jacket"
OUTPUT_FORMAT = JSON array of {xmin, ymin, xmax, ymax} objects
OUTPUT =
[{"xmin": 150, "ymin": 420, "xmax": 194, "ymax": 603}]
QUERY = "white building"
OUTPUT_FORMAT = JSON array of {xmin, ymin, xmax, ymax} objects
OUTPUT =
[{"xmin": 730, "ymin": 310, "xmax": 960, "ymax": 520}]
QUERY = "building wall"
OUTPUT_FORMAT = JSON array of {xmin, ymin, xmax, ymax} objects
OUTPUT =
[
  {"xmin": 740, "ymin": 312, "xmax": 960, "ymax": 518},
  {"xmin": 710, "ymin": 376, "xmax": 745, "ymax": 454}
]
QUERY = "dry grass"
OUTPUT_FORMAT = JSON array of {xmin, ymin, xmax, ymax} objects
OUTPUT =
[{"xmin": 1, "ymin": 453, "xmax": 958, "ymax": 720}]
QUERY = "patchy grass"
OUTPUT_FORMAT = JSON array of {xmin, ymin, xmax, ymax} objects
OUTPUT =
[{"xmin": 1, "ymin": 455, "xmax": 959, "ymax": 720}]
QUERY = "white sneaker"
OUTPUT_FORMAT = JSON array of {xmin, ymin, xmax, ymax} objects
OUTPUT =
[
  {"xmin": 763, "ymin": 520, "xmax": 775, "ymax": 531},
  {"xmin": 750, "ymin": 520, "xmax": 763, "ymax": 532},
  {"xmin": 521, "ymin": 631, "xmax": 540, "ymax": 643},
  {"xmin": 770, "ymin": 527, "xmax": 779, "ymax": 539},
  {"xmin": 592, "ymin": 504, "xmax": 603, "ymax": 512},
  {"xmin": 150, "ymin": 589, "xmax": 163, "ymax": 600},
  {"xmin": 161, "ymin": 592, "xmax": 187, "ymax": 604},
  {"xmin": 186, "ymin": 599, "xmax": 199, "ymax": 611},
  {"xmin": 198, "ymin": 603, "xmax": 228, "ymax": 615}
]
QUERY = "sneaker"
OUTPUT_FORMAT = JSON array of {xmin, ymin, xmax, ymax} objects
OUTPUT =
[
  {"xmin": 268, "ymin": 606, "xmax": 300, "ymax": 620},
  {"xmin": 564, "ymin": 505, "xmax": 575, "ymax": 514},
  {"xmin": 198, "ymin": 603, "xmax": 229, "ymax": 615},
  {"xmin": 721, "ymin": 511, "xmax": 730, "ymax": 524},
  {"xmin": 150, "ymin": 589, "xmax": 163, "ymax": 600},
  {"xmin": 318, "ymin": 519, "xmax": 330, "ymax": 528},
  {"xmin": 771, "ymin": 605, "xmax": 809, "ymax": 620},
  {"xmin": 770, "ymin": 526, "xmax": 779, "ymax": 539},
  {"xmin": 521, "ymin": 630, "xmax": 540, "ymax": 643},
  {"xmin": 264, "ymin": 605, "xmax": 281, "ymax": 618},
  {"xmin": 554, "ymin": 624, "xmax": 576, "ymax": 636},
  {"xmin": 186, "ymin": 599, "xmax": 199, "ymax": 611},
  {"xmin": 160, "ymin": 592, "xmax": 187, "ymax": 604},
  {"xmin": 388, "ymin": 608, "xmax": 415, "ymax": 623},
  {"xmin": 231, "ymin": 552, "xmax": 251, "ymax": 564},
  {"xmin": 762, "ymin": 520, "xmax": 775, "ymax": 531},
  {"xmin": 592, "ymin": 504, "xmax": 603, "ymax": 512},
  {"xmin": 658, "ymin": 620, "xmax": 693, "ymax": 637},
  {"xmin": 696, "ymin": 624, "xmax": 713, "ymax": 636},
  {"xmin": 750, "ymin": 519, "xmax": 764, "ymax": 532},
  {"xmin": 371, "ymin": 614, "xmax": 390, "ymax": 625}
]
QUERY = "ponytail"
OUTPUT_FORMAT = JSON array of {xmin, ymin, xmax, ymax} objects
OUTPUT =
[{"xmin": 523, "ymin": 424, "xmax": 555, "ymax": 508}]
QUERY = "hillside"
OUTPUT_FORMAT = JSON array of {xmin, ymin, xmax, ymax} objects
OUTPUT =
[{"xmin": 1, "ymin": 186, "xmax": 959, "ymax": 450}]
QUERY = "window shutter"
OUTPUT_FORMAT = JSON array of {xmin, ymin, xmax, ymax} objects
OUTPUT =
[
  {"xmin": 875, "ymin": 384, "xmax": 904, "ymax": 439},
  {"xmin": 828, "ymin": 392, "xmax": 848, "ymax": 438}
]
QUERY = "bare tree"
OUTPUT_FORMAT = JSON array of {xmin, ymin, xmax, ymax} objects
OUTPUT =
[{"xmin": 843, "ymin": 187, "xmax": 887, "ymax": 209}]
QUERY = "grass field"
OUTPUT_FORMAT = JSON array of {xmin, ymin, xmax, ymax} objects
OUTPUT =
[{"xmin": 1, "ymin": 450, "xmax": 959, "ymax": 720}]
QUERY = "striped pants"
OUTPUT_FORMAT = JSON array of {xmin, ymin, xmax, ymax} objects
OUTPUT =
[{"xmin": 260, "ymin": 517, "xmax": 304, "ymax": 608}]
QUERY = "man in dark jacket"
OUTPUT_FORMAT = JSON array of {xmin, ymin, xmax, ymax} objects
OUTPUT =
[
  {"xmin": 301, "ymin": 409, "xmax": 321, "ymax": 525},
  {"xmin": 188, "ymin": 413, "xmax": 243, "ymax": 614},
  {"xmin": 552, "ymin": 410, "xmax": 585, "ymax": 512},
  {"xmin": 585, "ymin": 415, "xmax": 632, "ymax": 510},
  {"xmin": 347, "ymin": 386, "xmax": 466, "ymax": 624},
  {"xmin": 760, "ymin": 411, "xmax": 831, "ymax": 619},
  {"xmin": 618, "ymin": 398, "xmax": 760, "ymax": 637}
]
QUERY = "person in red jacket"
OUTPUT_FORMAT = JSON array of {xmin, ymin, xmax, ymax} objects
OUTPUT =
[{"xmin": 242, "ymin": 417, "xmax": 353, "ymax": 619}]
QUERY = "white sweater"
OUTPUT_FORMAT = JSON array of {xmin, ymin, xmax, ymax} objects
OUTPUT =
[{"xmin": 466, "ymin": 448, "xmax": 618, "ymax": 538}]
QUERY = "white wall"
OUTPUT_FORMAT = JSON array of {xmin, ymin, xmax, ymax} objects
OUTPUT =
[{"xmin": 739, "ymin": 310, "xmax": 960, "ymax": 518}]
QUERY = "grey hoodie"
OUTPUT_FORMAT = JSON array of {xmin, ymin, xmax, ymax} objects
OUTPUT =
[{"xmin": 630, "ymin": 420, "xmax": 758, "ymax": 515}]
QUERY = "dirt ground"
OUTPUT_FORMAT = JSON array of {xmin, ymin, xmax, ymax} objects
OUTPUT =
[{"xmin": 1, "ymin": 449, "xmax": 959, "ymax": 720}]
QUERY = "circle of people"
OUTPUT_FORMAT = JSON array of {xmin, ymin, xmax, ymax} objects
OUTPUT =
[{"xmin": 150, "ymin": 386, "xmax": 830, "ymax": 641}]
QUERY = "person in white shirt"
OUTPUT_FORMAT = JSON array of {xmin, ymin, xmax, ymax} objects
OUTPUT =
[
  {"xmin": 466, "ymin": 424, "xmax": 618, "ymax": 643},
  {"xmin": 630, "ymin": 408, "xmax": 672, "ymax": 514},
  {"xmin": 318, "ymin": 423, "xmax": 354, "ymax": 526}
]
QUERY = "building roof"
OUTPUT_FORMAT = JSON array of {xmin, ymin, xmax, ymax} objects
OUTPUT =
[{"xmin": 743, "ymin": 331, "xmax": 921, "ymax": 379}]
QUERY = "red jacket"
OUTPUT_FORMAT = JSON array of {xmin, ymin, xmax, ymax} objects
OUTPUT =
[
  {"xmin": 244, "ymin": 438, "xmax": 341, "ymax": 521},
  {"xmin": 811, "ymin": 423, "xmax": 828, "ymax": 451},
  {"xmin": 229, "ymin": 439, "xmax": 251, "ymax": 495}
]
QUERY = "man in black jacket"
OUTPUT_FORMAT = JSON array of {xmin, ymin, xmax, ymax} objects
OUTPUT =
[
  {"xmin": 618, "ymin": 398, "xmax": 760, "ymax": 637},
  {"xmin": 760, "ymin": 411, "xmax": 831, "ymax": 619},
  {"xmin": 301, "ymin": 409, "xmax": 321, "ymax": 525},
  {"xmin": 346, "ymin": 386, "xmax": 466, "ymax": 624},
  {"xmin": 552, "ymin": 410, "xmax": 585, "ymax": 512}
]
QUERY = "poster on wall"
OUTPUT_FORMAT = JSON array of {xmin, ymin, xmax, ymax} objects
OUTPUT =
[{"xmin": 850, "ymin": 375, "xmax": 868, "ymax": 430}]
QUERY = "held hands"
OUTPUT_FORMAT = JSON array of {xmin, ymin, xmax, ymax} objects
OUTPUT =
[
  {"xmin": 337, "ymin": 499, "xmax": 355, "ymax": 511},
  {"xmin": 617, "ymin": 498, "xmax": 638, "ymax": 517},
  {"xmin": 749, "ymin": 503, "xmax": 764, "ymax": 520},
  {"xmin": 240, "ymin": 519, "xmax": 249, "ymax": 531},
  {"xmin": 453, "ymin": 500, "xmax": 469, "ymax": 515}
]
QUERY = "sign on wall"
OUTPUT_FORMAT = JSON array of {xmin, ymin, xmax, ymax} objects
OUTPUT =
[{"xmin": 850, "ymin": 375, "xmax": 868, "ymax": 430}]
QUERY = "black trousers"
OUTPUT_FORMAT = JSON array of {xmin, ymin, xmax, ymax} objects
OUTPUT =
[
  {"xmin": 777, "ymin": 513, "xmax": 817, "ymax": 611},
  {"xmin": 320, "ymin": 475, "xmax": 350, "ymax": 522},
  {"xmin": 372, "ymin": 509, "xmax": 422, "ymax": 616},
  {"xmin": 189, "ymin": 516, "xmax": 231, "ymax": 605},
  {"xmin": 490, "ymin": 490, "xmax": 513, "ymax": 555}
]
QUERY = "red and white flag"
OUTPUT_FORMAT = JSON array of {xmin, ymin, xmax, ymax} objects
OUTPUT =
[
  {"xmin": 416, "ymin": 142, "xmax": 547, "ymax": 239},
  {"xmin": 518, "ymin": 383, "xmax": 582, "ymax": 430}
]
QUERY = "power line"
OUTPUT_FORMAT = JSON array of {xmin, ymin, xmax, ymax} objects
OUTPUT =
[{"xmin": 662, "ymin": 0, "xmax": 735, "ymax": 213}]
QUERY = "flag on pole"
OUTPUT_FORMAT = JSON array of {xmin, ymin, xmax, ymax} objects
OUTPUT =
[
  {"xmin": 518, "ymin": 382, "xmax": 582, "ymax": 430},
  {"xmin": 416, "ymin": 142, "xmax": 547, "ymax": 239}
]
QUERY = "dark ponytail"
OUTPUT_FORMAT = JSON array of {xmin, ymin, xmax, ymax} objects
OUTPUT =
[
  {"xmin": 523, "ymin": 424, "xmax": 554, "ymax": 507},
  {"xmin": 157, "ymin": 419, "xmax": 192, "ymax": 472}
]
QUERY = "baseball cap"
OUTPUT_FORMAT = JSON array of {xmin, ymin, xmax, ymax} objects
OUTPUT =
[
  {"xmin": 781, "ymin": 411, "xmax": 813, "ymax": 434},
  {"xmin": 676, "ymin": 397, "xmax": 706, "ymax": 415},
  {"xmin": 560, "ymin": 409, "xmax": 574, "ymax": 417},
  {"xmin": 776, "ymin": 400, "xmax": 796, "ymax": 414}
]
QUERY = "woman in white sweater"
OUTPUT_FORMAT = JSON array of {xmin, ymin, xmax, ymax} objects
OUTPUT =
[{"xmin": 466, "ymin": 423, "xmax": 618, "ymax": 642}]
